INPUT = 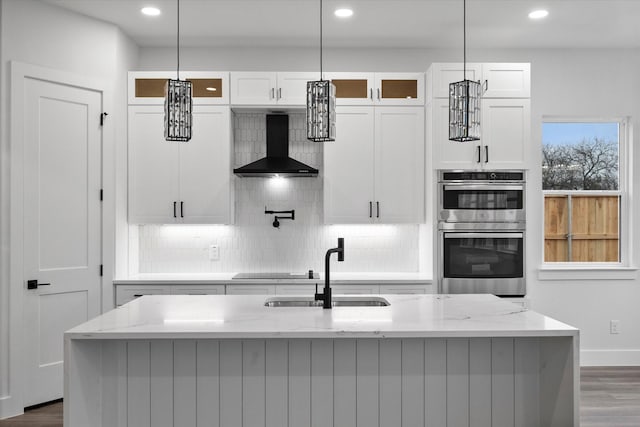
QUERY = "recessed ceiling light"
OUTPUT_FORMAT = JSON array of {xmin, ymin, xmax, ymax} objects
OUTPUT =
[
  {"xmin": 141, "ymin": 6, "xmax": 161, "ymax": 17},
  {"xmin": 334, "ymin": 8, "xmax": 354, "ymax": 18},
  {"xmin": 528, "ymin": 9, "xmax": 549, "ymax": 19}
]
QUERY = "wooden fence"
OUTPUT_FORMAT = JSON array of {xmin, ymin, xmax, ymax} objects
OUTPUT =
[{"xmin": 544, "ymin": 194, "xmax": 619, "ymax": 262}]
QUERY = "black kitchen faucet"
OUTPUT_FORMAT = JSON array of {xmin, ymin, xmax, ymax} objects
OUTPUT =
[{"xmin": 315, "ymin": 238, "xmax": 344, "ymax": 309}]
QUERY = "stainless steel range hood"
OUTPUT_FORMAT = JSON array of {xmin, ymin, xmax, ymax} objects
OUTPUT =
[{"xmin": 233, "ymin": 114, "xmax": 319, "ymax": 178}]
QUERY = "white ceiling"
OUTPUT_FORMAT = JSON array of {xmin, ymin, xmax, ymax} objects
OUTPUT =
[{"xmin": 40, "ymin": 0, "xmax": 640, "ymax": 49}]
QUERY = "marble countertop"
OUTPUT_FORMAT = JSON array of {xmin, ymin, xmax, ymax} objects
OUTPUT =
[
  {"xmin": 66, "ymin": 294, "xmax": 577, "ymax": 340},
  {"xmin": 113, "ymin": 272, "xmax": 433, "ymax": 285}
]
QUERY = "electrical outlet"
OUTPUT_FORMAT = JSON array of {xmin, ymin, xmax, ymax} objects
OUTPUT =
[
  {"xmin": 208, "ymin": 245, "xmax": 220, "ymax": 261},
  {"xmin": 610, "ymin": 320, "xmax": 621, "ymax": 334}
]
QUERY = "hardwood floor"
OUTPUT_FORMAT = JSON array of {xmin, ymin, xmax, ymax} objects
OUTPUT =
[
  {"xmin": 0, "ymin": 367, "xmax": 638, "ymax": 426},
  {"xmin": 0, "ymin": 400, "xmax": 62, "ymax": 427},
  {"xmin": 581, "ymin": 367, "xmax": 640, "ymax": 426}
]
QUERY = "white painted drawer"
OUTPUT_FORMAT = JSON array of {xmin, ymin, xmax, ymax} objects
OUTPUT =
[{"xmin": 116, "ymin": 285, "xmax": 171, "ymax": 306}]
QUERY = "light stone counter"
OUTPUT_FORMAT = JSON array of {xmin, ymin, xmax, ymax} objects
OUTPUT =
[
  {"xmin": 67, "ymin": 294, "xmax": 573, "ymax": 340},
  {"xmin": 65, "ymin": 294, "xmax": 579, "ymax": 427}
]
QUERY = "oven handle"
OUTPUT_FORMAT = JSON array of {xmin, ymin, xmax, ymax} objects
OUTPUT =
[
  {"xmin": 444, "ymin": 232, "xmax": 523, "ymax": 239},
  {"xmin": 443, "ymin": 184, "xmax": 524, "ymax": 191}
]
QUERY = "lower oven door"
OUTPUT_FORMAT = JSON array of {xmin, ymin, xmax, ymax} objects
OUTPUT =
[{"xmin": 440, "ymin": 231, "xmax": 525, "ymax": 296}]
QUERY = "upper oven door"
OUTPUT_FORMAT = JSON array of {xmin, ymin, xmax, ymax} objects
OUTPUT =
[{"xmin": 439, "ymin": 183, "xmax": 525, "ymax": 222}]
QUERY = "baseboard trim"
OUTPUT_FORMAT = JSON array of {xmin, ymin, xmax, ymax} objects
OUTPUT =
[
  {"xmin": 581, "ymin": 349, "xmax": 640, "ymax": 366},
  {"xmin": 0, "ymin": 395, "xmax": 24, "ymax": 421}
]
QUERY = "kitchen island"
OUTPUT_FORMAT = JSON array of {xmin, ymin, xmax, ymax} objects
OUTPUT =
[{"xmin": 64, "ymin": 294, "xmax": 578, "ymax": 427}]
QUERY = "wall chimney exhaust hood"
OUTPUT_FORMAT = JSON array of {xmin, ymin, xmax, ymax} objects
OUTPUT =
[{"xmin": 233, "ymin": 115, "xmax": 319, "ymax": 178}]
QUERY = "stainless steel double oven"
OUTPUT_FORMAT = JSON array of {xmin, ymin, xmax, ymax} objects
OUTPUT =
[{"xmin": 438, "ymin": 170, "xmax": 526, "ymax": 296}]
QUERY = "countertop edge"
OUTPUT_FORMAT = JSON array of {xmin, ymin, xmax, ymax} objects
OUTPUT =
[
  {"xmin": 66, "ymin": 329, "xmax": 578, "ymax": 340},
  {"xmin": 114, "ymin": 278, "xmax": 433, "ymax": 285}
]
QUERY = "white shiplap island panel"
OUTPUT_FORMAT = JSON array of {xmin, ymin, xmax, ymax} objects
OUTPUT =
[{"xmin": 64, "ymin": 295, "xmax": 578, "ymax": 427}]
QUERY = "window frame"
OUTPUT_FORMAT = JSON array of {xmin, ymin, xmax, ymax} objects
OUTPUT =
[{"xmin": 540, "ymin": 116, "xmax": 632, "ymax": 271}]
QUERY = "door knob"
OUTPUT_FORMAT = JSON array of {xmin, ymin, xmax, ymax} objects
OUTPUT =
[{"xmin": 27, "ymin": 280, "xmax": 51, "ymax": 290}]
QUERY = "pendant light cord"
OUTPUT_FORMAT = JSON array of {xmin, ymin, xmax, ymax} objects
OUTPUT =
[
  {"xmin": 463, "ymin": 0, "xmax": 466, "ymax": 80},
  {"xmin": 320, "ymin": 0, "xmax": 323, "ymax": 81},
  {"xmin": 177, "ymin": 0, "xmax": 180, "ymax": 80}
]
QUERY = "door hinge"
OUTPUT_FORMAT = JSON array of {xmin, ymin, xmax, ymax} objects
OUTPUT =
[
  {"xmin": 100, "ymin": 112, "xmax": 108, "ymax": 126},
  {"xmin": 100, "ymin": 264, "xmax": 103, "ymax": 276},
  {"xmin": 100, "ymin": 189, "xmax": 104, "ymax": 201}
]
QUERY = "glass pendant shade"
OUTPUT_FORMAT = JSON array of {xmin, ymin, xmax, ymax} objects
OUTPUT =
[
  {"xmin": 449, "ymin": 79, "xmax": 481, "ymax": 142},
  {"xmin": 164, "ymin": 78, "xmax": 193, "ymax": 142},
  {"xmin": 306, "ymin": 80, "xmax": 336, "ymax": 142}
]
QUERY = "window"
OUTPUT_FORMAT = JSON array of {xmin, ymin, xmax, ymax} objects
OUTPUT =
[{"xmin": 542, "ymin": 120, "xmax": 628, "ymax": 264}]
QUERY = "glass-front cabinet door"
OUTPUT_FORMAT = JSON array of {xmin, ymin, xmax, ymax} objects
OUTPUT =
[
  {"xmin": 326, "ymin": 72, "xmax": 424, "ymax": 106},
  {"xmin": 128, "ymin": 71, "xmax": 229, "ymax": 105},
  {"xmin": 374, "ymin": 73, "xmax": 424, "ymax": 106},
  {"xmin": 326, "ymin": 72, "xmax": 375, "ymax": 105}
]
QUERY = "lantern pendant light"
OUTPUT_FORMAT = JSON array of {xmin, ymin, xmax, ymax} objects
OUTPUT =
[
  {"xmin": 164, "ymin": 0, "xmax": 193, "ymax": 142},
  {"xmin": 306, "ymin": 0, "xmax": 336, "ymax": 142},
  {"xmin": 449, "ymin": 0, "xmax": 481, "ymax": 142}
]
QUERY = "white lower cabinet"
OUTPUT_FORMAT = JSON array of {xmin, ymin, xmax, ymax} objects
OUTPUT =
[
  {"xmin": 379, "ymin": 284, "xmax": 432, "ymax": 294},
  {"xmin": 225, "ymin": 284, "xmax": 277, "ymax": 295},
  {"xmin": 116, "ymin": 282, "xmax": 432, "ymax": 305},
  {"xmin": 116, "ymin": 285, "xmax": 171, "ymax": 306},
  {"xmin": 274, "ymin": 284, "xmax": 316, "ymax": 295},
  {"xmin": 331, "ymin": 284, "xmax": 379, "ymax": 294},
  {"xmin": 324, "ymin": 106, "xmax": 424, "ymax": 223},
  {"xmin": 116, "ymin": 284, "xmax": 225, "ymax": 306},
  {"xmin": 170, "ymin": 285, "xmax": 225, "ymax": 295}
]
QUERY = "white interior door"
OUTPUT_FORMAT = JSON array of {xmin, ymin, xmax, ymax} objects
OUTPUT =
[{"xmin": 23, "ymin": 77, "xmax": 102, "ymax": 406}]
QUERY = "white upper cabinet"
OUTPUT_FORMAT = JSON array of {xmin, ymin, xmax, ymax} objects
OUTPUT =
[
  {"xmin": 230, "ymin": 72, "xmax": 317, "ymax": 106},
  {"xmin": 481, "ymin": 98, "xmax": 531, "ymax": 168},
  {"xmin": 427, "ymin": 63, "xmax": 482, "ymax": 99},
  {"xmin": 128, "ymin": 105, "xmax": 233, "ymax": 224},
  {"xmin": 431, "ymin": 98, "xmax": 480, "ymax": 169},
  {"xmin": 324, "ymin": 107, "xmax": 376, "ymax": 224},
  {"xmin": 128, "ymin": 71, "xmax": 229, "ymax": 105},
  {"xmin": 428, "ymin": 62, "xmax": 531, "ymax": 170},
  {"xmin": 481, "ymin": 63, "xmax": 531, "ymax": 98},
  {"xmin": 325, "ymin": 72, "xmax": 424, "ymax": 106},
  {"xmin": 374, "ymin": 107, "xmax": 425, "ymax": 222},
  {"xmin": 427, "ymin": 63, "xmax": 530, "ymax": 99},
  {"xmin": 324, "ymin": 106, "xmax": 424, "ymax": 224}
]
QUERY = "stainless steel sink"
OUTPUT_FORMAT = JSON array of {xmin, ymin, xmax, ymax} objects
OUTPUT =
[{"xmin": 264, "ymin": 296, "xmax": 390, "ymax": 307}]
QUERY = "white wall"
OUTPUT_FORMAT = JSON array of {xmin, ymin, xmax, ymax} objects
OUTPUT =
[
  {"xmin": 137, "ymin": 45, "xmax": 640, "ymax": 366},
  {"xmin": 0, "ymin": 0, "xmax": 138, "ymax": 418}
]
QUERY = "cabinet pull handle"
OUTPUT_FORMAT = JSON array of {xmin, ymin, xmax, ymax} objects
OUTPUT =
[
  {"xmin": 180, "ymin": 201, "xmax": 184, "ymax": 218},
  {"xmin": 485, "ymin": 146, "xmax": 489, "ymax": 163},
  {"xmin": 370, "ymin": 88, "xmax": 373, "ymax": 100},
  {"xmin": 173, "ymin": 201, "xmax": 177, "ymax": 218},
  {"xmin": 369, "ymin": 201, "xmax": 373, "ymax": 218},
  {"xmin": 133, "ymin": 294, "xmax": 143, "ymax": 298},
  {"xmin": 377, "ymin": 88, "xmax": 381, "ymax": 100},
  {"xmin": 271, "ymin": 88, "xmax": 275, "ymax": 99},
  {"xmin": 483, "ymin": 79, "xmax": 489, "ymax": 92},
  {"xmin": 376, "ymin": 201, "xmax": 380, "ymax": 218},
  {"xmin": 278, "ymin": 88, "xmax": 282, "ymax": 99},
  {"xmin": 476, "ymin": 146, "xmax": 481, "ymax": 163}
]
